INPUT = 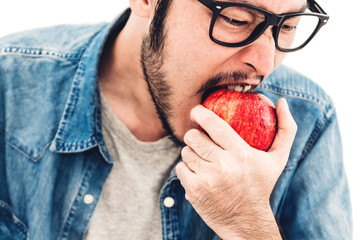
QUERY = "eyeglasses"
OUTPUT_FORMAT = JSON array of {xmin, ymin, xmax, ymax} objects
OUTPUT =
[{"xmin": 197, "ymin": 0, "xmax": 329, "ymax": 52}]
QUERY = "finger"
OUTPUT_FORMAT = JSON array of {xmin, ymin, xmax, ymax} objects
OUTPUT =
[
  {"xmin": 181, "ymin": 146, "xmax": 209, "ymax": 173},
  {"xmin": 190, "ymin": 105, "xmax": 248, "ymax": 151},
  {"xmin": 184, "ymin": 128, "xmax": 221, "ymax": 162},
  {"xmin": 175, "ymin": 161, "xmax": 196, "ymax": 189},
  {"xmin": 268, "ymin": 98, "xmax": 297, "ymax": 163}
]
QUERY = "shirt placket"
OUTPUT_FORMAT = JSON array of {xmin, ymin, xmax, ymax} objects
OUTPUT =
[{"xmin": 160, "ymin": 176, "xmax": 181, "ymax": 240}]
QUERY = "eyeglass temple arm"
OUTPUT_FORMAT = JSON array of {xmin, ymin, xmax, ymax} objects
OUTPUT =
[{"xmin": 308, "ymin": 0, "xmax": 328, "ymax": 15}]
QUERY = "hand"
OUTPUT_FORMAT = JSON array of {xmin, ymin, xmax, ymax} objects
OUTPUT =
[{"xmin": 176, "ymin": 98, "xmax": 297, "ymax": 240}]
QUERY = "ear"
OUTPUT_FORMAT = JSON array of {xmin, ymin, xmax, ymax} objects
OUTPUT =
[{"xmin": 129, "ymin": 0, "xmax": 155, "ymax": 18}]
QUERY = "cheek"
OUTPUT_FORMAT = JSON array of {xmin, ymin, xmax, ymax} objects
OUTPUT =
[
  {"xmin": 274, "ymin": 51, "xmax": 287, "ymax": 68},
  {"xmin": 163, "ymin": 2, "xmax": 216, "ymax": 82},
  {"xmin": 163, "ymin": 36, "xmax": 212, "ymax": 103}
]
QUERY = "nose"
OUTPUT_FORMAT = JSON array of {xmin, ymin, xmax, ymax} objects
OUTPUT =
[{"xmin": 234, "ymin": 28, "xmax": 276, "ymax": 76}]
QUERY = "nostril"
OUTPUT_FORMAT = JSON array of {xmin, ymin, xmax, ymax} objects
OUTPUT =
[{"xmin": 246, "ymin": 63, "xmax": 256, "ymax": 71}]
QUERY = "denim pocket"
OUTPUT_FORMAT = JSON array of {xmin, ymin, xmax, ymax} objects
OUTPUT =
[
  {"xmin": 5, "ymin": 134, "xmax": 51, "ymax": 163},
  {"xmin": 0, "ymin": 201, "xmax": 28, "ymax": 240}
]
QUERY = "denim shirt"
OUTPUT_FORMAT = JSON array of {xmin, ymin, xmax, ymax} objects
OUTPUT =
[{"xmin": 0, "ymin": 9, "xmax": 352, "ymax": 240}]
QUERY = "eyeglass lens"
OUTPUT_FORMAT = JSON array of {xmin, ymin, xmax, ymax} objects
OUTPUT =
[{"xmin": 212, "ymin": 6, "xmax": 321, "ymax": 50}]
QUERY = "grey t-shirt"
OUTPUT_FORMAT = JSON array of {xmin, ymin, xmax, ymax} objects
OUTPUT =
[{"xmin": 85, "ymin": 88, "xmax": 181, "ymax": 239}]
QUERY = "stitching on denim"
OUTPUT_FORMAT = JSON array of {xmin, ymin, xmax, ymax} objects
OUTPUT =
[
  {"xmin": 275, "ymin": 114, "xmax": 333, "ymax": 219},
  {"xmin": 93, "ymin": 97, "xmax": 113, "ymax": 164},
  {"xmin": 257, "ymin": 84, "xmax": 334, "ymax": 119},
  {"xmin": 301, "ymin": 113, "xmax": 333, "ymax": 161},
  {"xmin": 283, "ymin": 165, "xmax": 295, "ymax": 170},
  {"xmin": 5, "ymin": 140, "xmax": 52, "ymax": 163},
  {"xmin": 257, "ymin": 82, "xmax": 335, "ymax": 160},
  {"xmin": 258, "ymin": 80, "xmax": 336, "ymax": 220},
  {"xmin": 94, "ymin": 88, "xmax": 103, "ymax": 144},
  {"xmin": 0, "ymin": 128, "xmax": 51, "ymax": 162},
  {"xmin": 51, "ymin": 32, "xmax": 100, "ymax": 151},
  {"xmin": 0, "ymin": 200, "xmax": 29, "ymax": 239},
  {"xmin": 53, "ymin": 136, "xmax": 97, "ymax": 152},
  {"xmin": 59, "ymin": 159, "xmax": 96, "ymax": 239},
  {"xmin": 0, "ymin": 46, "xmax": 82, "ymax": 60},
  {"xmin": 160, "ymin": 179, "xmax": 181, "ymax": 239},
  {"xmin": 53, "ymin": 57, "xmax": 86, "ymax": 144},
  {"xmin": 273, "ymin": 170, "xmax": 294, "ymax": 220}
]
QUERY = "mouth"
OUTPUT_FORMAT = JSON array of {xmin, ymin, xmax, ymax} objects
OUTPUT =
[{"xmin": 201, "ymin": 83, "xmax": 257, "ymax": 103}]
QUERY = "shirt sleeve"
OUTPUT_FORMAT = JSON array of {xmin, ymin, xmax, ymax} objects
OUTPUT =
[{"xmin": 278, "ymin": 111, "xmax": 352, "ymax": 240}]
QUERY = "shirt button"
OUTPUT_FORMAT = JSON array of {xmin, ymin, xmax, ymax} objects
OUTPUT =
[
  {"xmin": 163, "ymin": 197, "xmax": 175, "ymax": 208},
  {"xmin": 84, "ymin": 194, "xmax": 94, "ymax": 205}
]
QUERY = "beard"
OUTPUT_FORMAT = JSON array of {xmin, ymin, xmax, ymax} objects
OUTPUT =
[
  {"xmin": 139, "ymin": 0, "xmax": 265, "ymax": 147},
  {"xmin": 139, "ymin": 0, "xmax": 184, "ymax": 147},
  {"xmin": 140, "ymin": 24, "xmax": 184, "ymax": 147}
]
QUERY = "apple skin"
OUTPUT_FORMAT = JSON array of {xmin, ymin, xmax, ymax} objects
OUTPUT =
[{"xmin": 202, "ymin": 89, "xmax": 277, "ymax": 151}]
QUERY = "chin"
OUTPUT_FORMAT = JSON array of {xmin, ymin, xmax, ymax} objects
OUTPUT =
[
  {"xmin": 169, "ymin": 135, "xmax": 185, "ymax": 148},
  {"xmin": 169, "ymin": 123, "xmax": 195, "ymax": 147}
]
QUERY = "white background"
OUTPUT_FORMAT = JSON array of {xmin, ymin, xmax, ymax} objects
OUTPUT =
[{"xmin": 1, "ymin": 0, "xmax": 359, "ymax": 238}]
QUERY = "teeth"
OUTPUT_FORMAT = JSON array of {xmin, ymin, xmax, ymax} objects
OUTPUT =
[
  {"xmin": 227, "ymin": 84, "xmax": 252, "ymax": 93},
  {"xmin": 243, "ymin": 85, "xmax": 252, "ymax": 93},
  {"xmin": 227, "ymin": 85, "xmax": 235, "ymax": 90},
  {"xmin": 234, "ymin": 85, "xmax": 243, "ymax": 92}
]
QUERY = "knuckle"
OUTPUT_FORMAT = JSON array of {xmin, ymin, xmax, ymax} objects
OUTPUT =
[
  {"xmin": 203, "ymin": 148, "xmax": 218, "ymax": 160},
  {"xmin": 292, "ymin": 119, "xmax": 298, "ymax": 131},
  {"xmin": 181, "ymin": 146, "xmax": 191, "ymax": 159},
  {"xmin": 181, "ymin": 147, "xmax": 201, "ymax": 172},
  {"xmin": 193, "ymin": 109, "xmax": 218, "ymax": 130},
  {"xmin": 184, "ymin": 128, "xmax": 202, "ymax": 144},
  {"xmin": 175, "ymin": 162, "xmax": 186, "ymax": 180},
  {"xmin": 201, "ymin": 115, "xmax": 219, "ymax": 129},
  {"xmin": 184, "ymin": 182, "xmax": 202, "ymax": 203},
  {"xmin": 191, "ymin": 181, "xmax": 203, "ymax": 194},
  {"xmin": 288, "ymin": 118, "xmax": 298, "ymax": 136},
  {"xmin": 212, "ymin": 128, "xmax": 228, "ymax": 140},
  {"xmin": 175, "ymin": 162, "xmax": 182, "ymax": 175},
  {"xmin": 281, "ymin": 116, "xmax": 298, "ymax": 137},
  {"xmin": 288, "ymin": 112, "xmax": 298, "ymax": 129}
]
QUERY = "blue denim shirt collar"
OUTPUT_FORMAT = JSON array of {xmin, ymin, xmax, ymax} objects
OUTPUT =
[{"xmin": 49, "ymin": 10, "xmax": 131, "ymax": 158}]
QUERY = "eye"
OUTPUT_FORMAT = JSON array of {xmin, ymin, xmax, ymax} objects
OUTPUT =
[
  {"xmin": 219, "ymin": 15, "xmax": 248, "ymax": 27},
  {"xmin": 281, "ymin": 24, "xmax": 297, "ymax": 32},
  {"xmin": 281, "ymin": 16, "xmax": 300, "ymax": 32}
]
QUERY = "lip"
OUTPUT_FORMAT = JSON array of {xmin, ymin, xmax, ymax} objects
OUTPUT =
[
  {"xmin": 200, "ymin": 83, "xmax": 259, "ymax": 104},
  {"xmin": 197, "ymin": 71, "xmax": 264, "ymax": 103},
  {"xmin": 199, "ymin": 78, "xmax": 262, "ymax": 103},
  {"xmin": 197, "ymin": 73, "xmax": 263, "ymax": 93},
  {"xmin": 212, "ymin": 80, "xmax": 261, "ymax": 89}
]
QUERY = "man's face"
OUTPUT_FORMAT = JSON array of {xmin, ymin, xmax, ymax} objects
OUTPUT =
[{"xmin": 141, "ymin": 0, "xmax": 306, "ymax": 145}]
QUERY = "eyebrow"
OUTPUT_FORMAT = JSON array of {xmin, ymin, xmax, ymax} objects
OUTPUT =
[{"xmin": 222, "ymin": 0, "xmax": 309, "ymax": 13}]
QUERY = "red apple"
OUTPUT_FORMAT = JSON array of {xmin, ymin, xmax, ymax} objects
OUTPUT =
[{"xmin": 202, "ymin": 89, "xmax": 277, "ymax": 151}]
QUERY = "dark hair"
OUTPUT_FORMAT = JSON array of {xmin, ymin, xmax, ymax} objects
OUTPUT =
[{"xmin": 148, "ymin": 0, "xmax": 172, "ymax": 52}]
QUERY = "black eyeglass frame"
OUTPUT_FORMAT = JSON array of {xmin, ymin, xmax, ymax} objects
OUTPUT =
[{"xmin": 198, "ymin": 0, "xmax": 329, "ymax": 52}]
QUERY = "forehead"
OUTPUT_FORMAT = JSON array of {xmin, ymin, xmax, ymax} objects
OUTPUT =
[{"xmin": 217, "ymin": 0, "xmax": 307, "ymax": 13}]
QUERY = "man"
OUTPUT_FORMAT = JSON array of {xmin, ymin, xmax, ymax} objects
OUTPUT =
[{"xmin": 0, "ymin": 0, "xmax": 352, "ymax": 239}]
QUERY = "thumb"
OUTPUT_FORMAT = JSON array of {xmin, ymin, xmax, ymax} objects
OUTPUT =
[{"xmin": 269, "ymin": 98, "xmax": 297, "ymax": 161}]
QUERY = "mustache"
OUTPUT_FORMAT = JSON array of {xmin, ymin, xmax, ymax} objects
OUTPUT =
[{"xmin": 196, "ymin": 71, "xmax": 264, "ymax": 95}]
